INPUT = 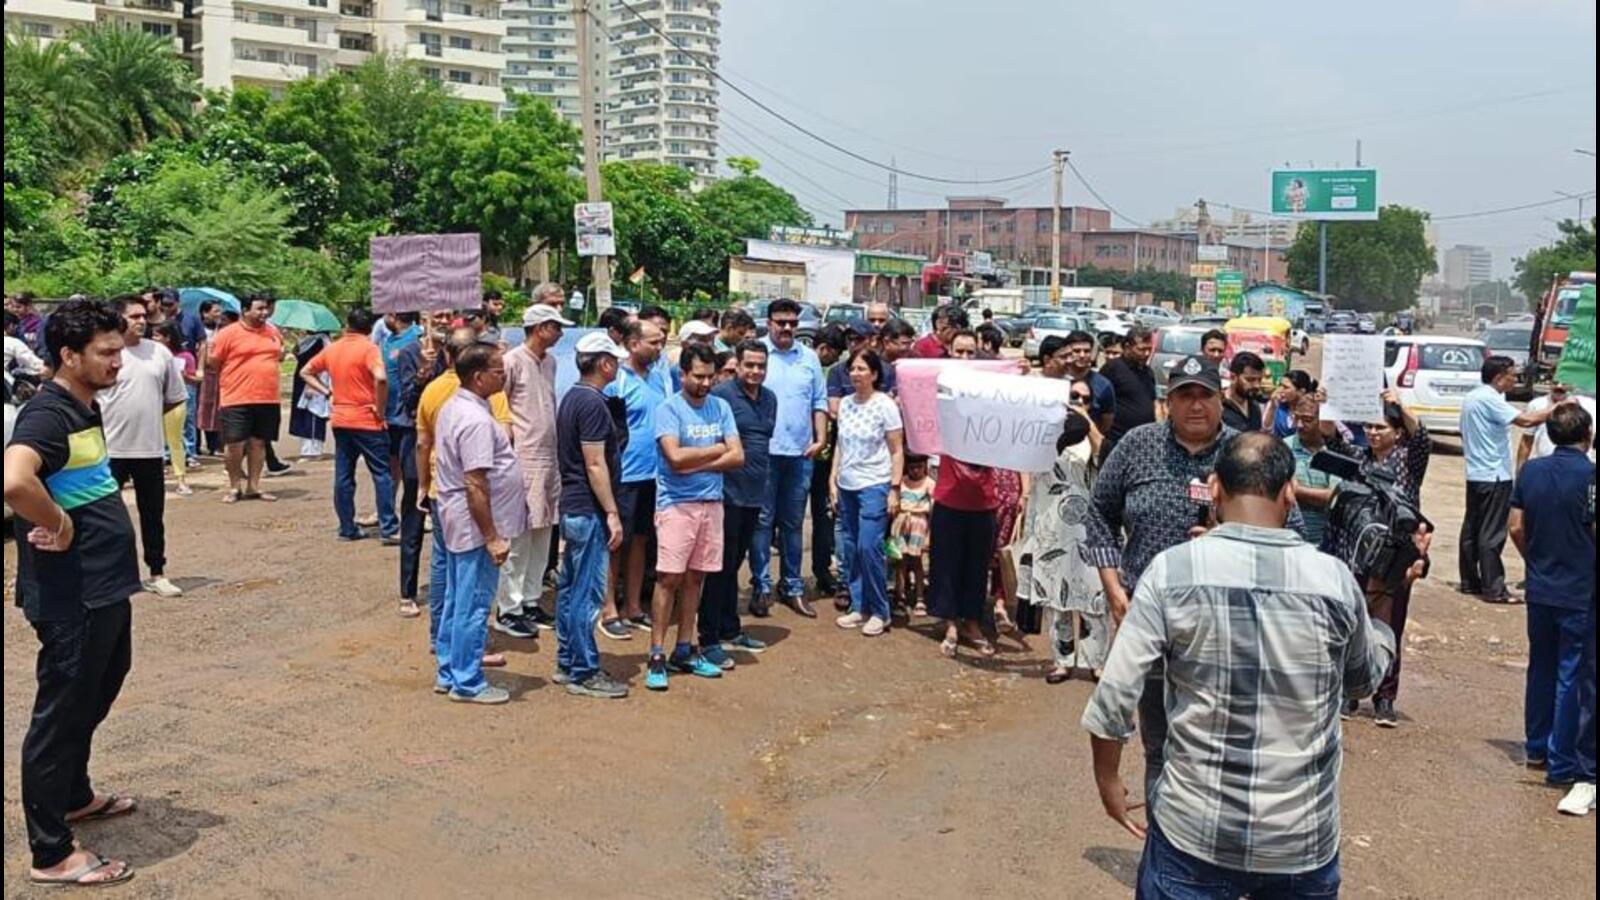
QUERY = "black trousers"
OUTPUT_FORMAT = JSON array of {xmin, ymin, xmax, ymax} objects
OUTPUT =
[
  {"xmin": 701, "ymin": 504, "xmax": 761, "ymax": 645},
  {"xmin": 22, "ymin": 601, "xmax": 133, "ymax": 869},
  {"xmin": 809, "ymin": 459, "xmax": 837, "ymax": 589},
  {"xmin": 1367, "ymin": 578, "xmax": 1413, "ymax": 703},
  {"xmin": 1139, "ymin": 675, "xmax": 1167, "ymax": 802},
  {"xmin": 1460, "ymin": 481, "xmax": 1513, "ymax": 599},
  {"xmin": 394, "ymin": 427, "xmax": 423, "ymax": 600},
  {"xmin": 926, "ymin": 503, "xmax": 997, "ymax": 622},
  {"xmin": 109, "ymin": 457, "xmax": 165, "ymax": 577}
]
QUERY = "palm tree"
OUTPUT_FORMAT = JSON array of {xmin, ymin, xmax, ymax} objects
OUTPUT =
[
  {"xmin": 3, "ymin": 31, "xmax": 115, "ymax": 160},
  {"xmin": 70, "ymin": 22, "xmax": 199, "ymax": 149}
]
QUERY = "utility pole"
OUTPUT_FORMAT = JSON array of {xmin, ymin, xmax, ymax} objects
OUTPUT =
[
  {"xmin": 1050, "ymin": 149, "xmax": 1068, "ymax": 305},
  {"xmin": 887, "ymin": 156, "xmax": 899, "ymax": 210},
  {"xmin": 576, "ymin": 0, "xmax": 612, "ymax": 309}
]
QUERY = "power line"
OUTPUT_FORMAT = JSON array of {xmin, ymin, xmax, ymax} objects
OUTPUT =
[{"xmin": 1063, "ymin": 158, "xmax": 1147, "ymax": 228}]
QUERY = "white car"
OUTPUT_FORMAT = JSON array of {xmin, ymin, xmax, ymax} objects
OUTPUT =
[
  {"xmin": 1133, "ymin": 305, "xmax": 1183, "ymax": 328},
  {"xmin": 1292, "ymin": 327, "xmax": 1311, "ymax": 355},
  {"xmin": 1382, "ymin": 336, "xmax": 1488, "ymax": 435},
  {"xmin": 1022, "ymin": 311, "xmax": 1095, "ymax": 362},
  {"xmin": 1080, "ymin": 308, "xmax": 1133, "ymax": 342}
]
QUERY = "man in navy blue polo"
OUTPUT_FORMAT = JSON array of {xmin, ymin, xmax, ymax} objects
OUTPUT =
[{"xmin": 1510, "ymin": 400, "xmax": 1596, "ymax": 814}]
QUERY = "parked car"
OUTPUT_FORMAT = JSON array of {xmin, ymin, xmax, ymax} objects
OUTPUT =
[
  {"xmin": 1078, "ymin": 307, "xmax": 1133, "ymax": 345},
  {"xmin": 1325, "ymin": 310, "xmax": 1360, "ymax": 334},
  {"xmin": 1303, "ymin": 315, "xmax": 1327, "ymax": 335},
  {"xmin": 1356, "ymin": 313, "xmax": 1378, "ymax": 334},
  {"xmin": 1023, "ymin": 313, "xmax": 1094, "ymax": 362},
  {"xmin": 1150, "ymin": 325, "xmax": 1212, "ymax": 397},
  {"xmin": 1184, "ymin": 313, "xmax": 1232, "ymax": 329},
  {"xmin": 1483, "ymin": 321, "xmax": 1535, "ymax": 397},
  {"xmin": 750, "ymin": 299, "xmax": 822, "ymax": 345},
  {"xmin": 824, "ymin": 303, "xmax": 865, "ymax": 326},
  {"xmin": 1291, "ymin": 327, "xmax": 1311, "ymax": 355},
  {"xmin": 1133, "ymin": 305, "xmax": 1183, "ymax": 328},
  {"xmin": 1383, "ymin": 335, "xmax": 1489, "ymax": 435}
]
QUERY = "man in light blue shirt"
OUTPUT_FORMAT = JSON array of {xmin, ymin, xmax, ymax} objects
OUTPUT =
[
  {"xmin": 600, "ymin": 319, "xmax": 670, "ymax": 637},
  {"xmin": 750, "ymin": 298, "xmax": 829, "ymax": 618},
  {"xmin": 1458, "ymin": 355, "xmax": 1555, "ymax": 603}
]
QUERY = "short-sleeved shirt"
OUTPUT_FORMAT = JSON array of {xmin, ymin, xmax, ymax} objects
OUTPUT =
[
  {"xmin": 1460, "ymin": 384, "xmax": 1520, "ymax": 482},
  {"xmin": 9, "ymin": 382, "xmax": 141, "ymax": 622},
  {"xmin": 762, "ymin": 338, "xmax": 827, "ymax": 457},
  {"xmin": 380, "ymin": 325, "xmax": 420, "ymax": 425},
  {"xmin": 434, "ymin": 390, "xmax": 529, "ymax": 553},
  {"xmin": 1511, "ymin": 448, "xmax": 1596, "ymax": 610},
  {"xmin": 607, "ymin": 361, "xmax": 672, "ymax": 483},
  {"xmin": 1076, "ymin": 370, "xmax": 1117, "ymax": 422},
  {"xmin": 176, "ymin": 309, "xmax": 208, "ymax": 354},
  {"xmin": 712, "ymin": 379, "xmax": 777, "ymax": 508},
  {"xmin": 933, "ymin": 457, "xmax": 999, "ymax": 511},
  {"xmin": 302, "ymin": 334, "xmax": 385, "ymax": 431},
  {"xmin": 835, "ymin": 391, "xmax": 903, "ymax": 491},
  {"xmin": 912, "ymin": 334, "xmax": 947, "ymax": 359},
  {"xmin": 1526, "ymin": 394, "xmax": 1598, "ymax": 463},
  {"xmin": 557, "ymin": 383, "xmax": 625, "ymax": 517},
  {"xmin": 1221, "ymin": 395, "xmax": 1265, "ymax": 434},
  {"xmin": 1099, "ymin": 358, "xmax": 1158, "ymax": 450},
  {"xmin": 99, "ymin": 339, "xmax": 186, "ymax": 458},
  {"xmin": 655, "ymin": 391, "xmax": 739, "ymax": 509},
  {"xmin": 210, "ymin": 322, "xmax": 283, "ymax": 407},
  {"xmin": 416, "ymin": 371, "xmax": 511, "ymax": 500},
  {"xmin": 1286, "ymin": 434, "xmax": 1341, "ymax": 547},
  {"xmin": 827, "ymin": 356, "xmax": 898, "ymax": 400}
]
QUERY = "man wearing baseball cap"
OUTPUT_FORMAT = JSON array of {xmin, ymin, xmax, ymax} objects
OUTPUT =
[
  {"xmin": 552, "ymin": 332, "xmax": 632, "ymax": 698},
  {"xmin": 678, "ymin": 319, "xmax": 720, "ymax": 347}
]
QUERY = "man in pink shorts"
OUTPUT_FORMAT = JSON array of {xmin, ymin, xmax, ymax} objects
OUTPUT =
[{"xmin": 646, "ymin": 344, "xmax": 744, "ymax": 691}]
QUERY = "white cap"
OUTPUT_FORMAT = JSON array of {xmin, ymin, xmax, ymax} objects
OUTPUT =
[
  {"xmin": 679, "ymin": 320, "xmax": 719, "ymax": 340},
  {"xmin": 575, "ymin": 332, "xmax": 629, "ymax": 359},
  {"xmin": 523, "ymin": 305, "xmax": 574, "ymax": 327}
]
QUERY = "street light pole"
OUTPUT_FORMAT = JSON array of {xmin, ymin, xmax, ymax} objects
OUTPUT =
[{"xmin": 1554, "ymin": 189, "xmax": 1587, "ymax": 222}]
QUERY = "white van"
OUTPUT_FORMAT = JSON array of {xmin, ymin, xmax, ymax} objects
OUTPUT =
[{"xmin": 1383, "ymin": 335, "xmax": 1488, "ymax": 435}]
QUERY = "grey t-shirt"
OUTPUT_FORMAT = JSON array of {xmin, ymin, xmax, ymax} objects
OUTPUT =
[{"xmin": 99, "ymin": 339, "xmax": 186, "ymax": 458}]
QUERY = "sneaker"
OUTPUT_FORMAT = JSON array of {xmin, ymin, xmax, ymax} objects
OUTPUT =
[
  {"xmin": 544, "ymin": 568, "xmax": 559, "ymax": 590},
  {"xmin": 1373, "ymin": 698, "xmax": 1399, "ymax": 728},
  {"xmin": 701, "ymin": 643, "xmax": 736, "ymax": 670},
  {"xmin": 836, "ymin": 612, "xmax": 864, "ymax": 629},
  {"xmin": 338, "ymin": 531, "xmax": 369, "ymax": 543},
  {"xmin": 265, "ymin": 461, "xmax": 295, "ymax": 478},
  {"xmin": 433, "ymin": 682, "xmax": 450, "ymax": 695},
  {"xmin": 862, "ymin": 616, "xmax": 887, "ymax": 637},
  {"xmin": 645, "ymin": 655, "xmax": 669, "ymax": 691},
  {"xmin": 523, "ymin": 607, "xmax": 557, "ymax": 631},
  {"xmin": 1340, "ymin": 697, "xmax": 1360, "ymax": 721},
  {"xmin": 1558, "ymin": 782, "xmax": 1597, "ymax": 816},
  {"xmin": 449, "ymin": 685, "xmax": 510, "ymax": 705},
  {"xmin": 668, "ymin": 652, "xmax": 724, "ymax": 679},
  {"xmin": 175, "ymin": 483, "xmax": 194, "ymax": 496},
  {"xmin": 143, "ymin": 576, "xmax": 184, "ymax": 598},
  {"xmin": 551, "ymin": 668, "xmax": 571, "ymax": 685},
  {"xmin": 379, "ymin": 534, "xmax": 402, "ymax": 547},
  {"xmin": 567, "ymin": 671, "xmax": 629, "ymax": 699},
  {"xmin": 491, "ymin": 613, "xmax": 536, "ymax": 639},
  {"xmin": 600, "ymin": 618, "xmax": 633, "ymax": 641},
  {"xmin": 727, "ymin": 633, "xmax": 768, "ymax": 654},
  {"xmin": 628, "ymin": 613, "xmax": 653, "ymax": 632}
]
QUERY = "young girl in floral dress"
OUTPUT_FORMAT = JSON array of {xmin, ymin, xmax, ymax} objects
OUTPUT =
[{"xmin": 891, "ymin": 454, "xmax": 933, "ymax": 615}]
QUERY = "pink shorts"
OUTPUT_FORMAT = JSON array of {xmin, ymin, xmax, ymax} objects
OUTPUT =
[{"xmin": 654, "ymin": 502, "xmax": 724, "ymax": 574}]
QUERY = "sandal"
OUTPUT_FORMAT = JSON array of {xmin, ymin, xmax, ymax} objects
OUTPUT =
[
  {"xmin": 481, "ymin": 652, "xmax": 507, "ymax": 668},
  {"xmin": 1045, "ymin": 667, "xmax": 1073, "ymax": 685},
  {"xmin": 29, "ymin": 854, "xmax": 134, "ymax": 887},
  {"xmin": 971, "ymin": 637, "xmax": 997, "ymax": 658},
  {"xmin": 397, "ymin": 600, "xmax": 422, "ymax": 619},
  {"xmin": 247, "ymin": 491, "xmax": 279, "ymax": 502},
  {"xmin": 66, "ymin": 793, "xmax": 137, "ymax": 824},
  {"xmin": 939, "ymin": 637, "xmax": 958, "ymax": 658},
  {"xmin": 221, "ymin": 489, "xmax": 242, "ymax": 504}
]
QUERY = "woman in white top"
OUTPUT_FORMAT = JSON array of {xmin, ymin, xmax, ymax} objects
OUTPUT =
[{"xmin": 830, "ymin": 351, "xmax": 905, "ymax": 637}]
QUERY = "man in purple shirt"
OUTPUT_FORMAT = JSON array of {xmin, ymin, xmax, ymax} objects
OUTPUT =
[{"xmin": 432, "ymin": 343, "xmax": 527, "ymax": 705}]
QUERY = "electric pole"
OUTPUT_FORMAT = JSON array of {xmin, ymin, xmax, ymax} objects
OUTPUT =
[
  {"xmin": 1050, "ymin": 149, "xmax": 1068, "ymax": 305},
  {"xmin": 576, "ymin": 0, "xmax": 612, "ymax": 309},
  {"xmin": 887, "ymin": 156, "xmax": 899, "ymax": 210}
]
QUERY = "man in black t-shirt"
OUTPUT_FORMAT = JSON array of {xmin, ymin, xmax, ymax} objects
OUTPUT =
[
  {"xmin": 1221, "ymin": 351, "xmax": 1268, "ymax": 433},
  {"xmin": 3, "ymin": 299, "xmax": 140, "ymax": 887},
  {"xmin": 1098, "ymin": 325, "xmax": 1158, "ymax": 460},
  {"xmin": 552, "ymin": 333, "xmax": 631, "ymax": 699}
]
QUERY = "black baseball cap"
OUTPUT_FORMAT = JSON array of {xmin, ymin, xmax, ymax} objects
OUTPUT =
[{"xmin": 1167, "ymin": 355, "xmax": 1223, "ymax": 393}]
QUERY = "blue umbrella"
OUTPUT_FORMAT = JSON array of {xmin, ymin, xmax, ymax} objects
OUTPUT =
[{"xmin": 178, "ymin": 287, "xmax": 240, "ymax": 315}]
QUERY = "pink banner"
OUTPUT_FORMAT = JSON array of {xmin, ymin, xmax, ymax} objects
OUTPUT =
[
  {"xmin": 895, "ymin": 358, "xmax": 1024, "ymax": 455},
  {"xmin": 370, "ymin": 234, "xmax": 483, "ymax": 313}
]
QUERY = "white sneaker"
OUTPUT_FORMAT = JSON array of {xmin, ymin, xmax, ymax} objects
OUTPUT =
[
  {"xmin": 862, "ymin": 616, "xmax": 888, "ymax": 637},
  {"xmin": 835, "ymin": 612, "xmax": 864, "ymax": 629},
  {"xmin": 144, "ymin": 577, "xmax": 184, "ymax": 598},
  {"xmin": 1558, "ymin": 782, "xmax": 1596, "ymax": 816}
]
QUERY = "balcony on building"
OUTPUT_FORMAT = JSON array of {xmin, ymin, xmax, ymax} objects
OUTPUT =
[{"xmin": 9, "ymin": 0, "xmax": 99, "ymax": 27}]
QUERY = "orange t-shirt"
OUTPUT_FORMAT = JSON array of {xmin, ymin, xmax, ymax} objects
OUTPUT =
[
  {"xmin": 211, "ymin": 322, "xmax": 284, "ymax": 408},
  {"xmin": 302, "ymin": 334, "xmax": 385, "ymax": 431}
]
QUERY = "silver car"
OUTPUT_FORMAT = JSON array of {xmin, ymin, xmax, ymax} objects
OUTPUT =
[
  {"xmin": 1023, "ymin": 312, "xmax": 1093, "ymax": 362},
  {"xmin": 1150, "ymin": 325, "xmax": 1212, "ymax": 397},
  {"xmin": 1482, "ymin": 321, "xmax": 1533, "ymax": 369}
]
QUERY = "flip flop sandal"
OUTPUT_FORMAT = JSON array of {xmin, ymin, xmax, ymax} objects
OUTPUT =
[
  {"xmin": 939, "ymin": 637, "xmax": 958, "ymax": 658},
  {"xmin": 971, "ymin": 638, "xmax": 998, "ymax": 658},
  {"xmin": 221, "ymin": 489, "xmax": 242, "ymax": 504},
  {"xmin": 1045, "ymin": 668, "xmax": 1074, "ymax": 685},
  {"xmin": 30, "ymin": 855, "xmax": 134, "ymax": 888},
  {"xmin": 67, "ymin": 793, "xmax": 136, "ymax": 823},
  {"xmin": 397, "ymin": 600, "xmax": 422, "ymax": 619},
  {"xmin": 250, "ymin": 492, "xmax": 279, "ymax": 502}
]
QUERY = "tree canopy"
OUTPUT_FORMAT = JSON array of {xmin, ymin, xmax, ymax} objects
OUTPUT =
[
  {"xmin": 1285, "ymin": 205, "xmax": 1437, "ymax": 313},
  {"xmin": 1515, "ymin": 218, "xmax": 1596, "ymax": 306}
]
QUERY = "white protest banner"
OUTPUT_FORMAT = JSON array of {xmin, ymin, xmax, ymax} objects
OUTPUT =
[
  {"xmin": 370, "ymin": 234, "xmax": 482, "ymax": 313},
  {"xmin": 935, "ymin": 367, "xmax": 1075, "ymax": 472},
  {"xmin": 1320, "ymin": 334, "xmax": 1388, "ymax": 423},
  {"xmin": 896, "ymin": 358, "xmax": 1024, "ymax": 455}
]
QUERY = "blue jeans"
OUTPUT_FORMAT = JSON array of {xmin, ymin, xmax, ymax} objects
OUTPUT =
[
  {"xmin": 1137, "ymin": 816, "xmax": 1340, "ymax": 899},
  {"xmin": 1579, "ymin": 600, "xmax": 1596, "ymax": 782},
  {"xmin": 182, "ymin": 382, "xmax": 199, "ymax": 459},
  {"xmin": 1526, "ymin": 603, "xmax": 1589, "ymax": 783},
  {"xmin": 838, "ymin": 484, "xmax": 891, "ymax": 621},
  {"xmin": 556, "ymin": 513, "xmax": 609, "ymax": 683},
  {"xmin": 751, "ymin": 455, "xmax": 812, "ymax": 598},
  {"xmin": 333, "ymin": 427, "xmax": 397, "ymax": 539},
  {"xmin": 428, "ymin": 504, "xmax": 448, "ymax": 646},
  {"xmin": 436, "ymin": 545, "xmax": 499, "ymax": 697}
]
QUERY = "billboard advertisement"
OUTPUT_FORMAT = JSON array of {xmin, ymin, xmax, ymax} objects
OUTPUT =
[{"xmin": 1271, "ymin": 169, "xmax": 1379, "ymax": 221}]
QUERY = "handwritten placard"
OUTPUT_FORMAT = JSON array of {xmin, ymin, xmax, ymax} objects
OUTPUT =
[
  {"xmin": 370, "ymin": 234, "xmax": 482, "ymax": 313},
  {"xmin": 895, "ymin": 358, "xmax": 1031, "ymax": 456},
  {"xmin": 1320, "ymin": 334, "xmax": 1387, "ymax": 423},
  {"xmin": 935, "ymin": 368, "xmax": 1075, "ymax": 472}
]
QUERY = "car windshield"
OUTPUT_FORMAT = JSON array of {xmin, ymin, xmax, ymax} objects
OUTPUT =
[
  {"xmin": 1036, "ymin": 315, "xmax": 1080, "ymax": 331},
  {"xmin": 826, "ymin": 306, "xmax": 863, "ymax": 322},
  {"xmin": 1554, "ymin": 287, "xmax": 1584, "ymax": 326},
  {"xmin": 1419, "ymin": 343, "xmax": 1485, "ymax": 371},
  {"xmin": 1157, "ymin": 331, "xmax": 1203, "ymax": 354},
  {"xmin": 1485, "ymin": 327, "xmax": 1531, "ymax": 351}
]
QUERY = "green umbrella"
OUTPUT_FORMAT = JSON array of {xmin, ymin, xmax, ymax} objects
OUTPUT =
[{"xmin": 270, "ymin": 299, "xmax": 343, "ymax": 334}]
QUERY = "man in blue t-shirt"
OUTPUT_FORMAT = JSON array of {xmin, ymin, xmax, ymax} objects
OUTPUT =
[
  {"xmin": 1511, "ymin": 401, "xmax": 1595, "ymax": 807},
  {"xmin": 646, "ymin": 343, "xmax": 744, "ymax": 692},
  {"xmin": 601, "ymin": 318, "xmax": 670, "ymax": 638},
  {"xmin": 1459, "ymin": 355, "xmax": 1556, "ymax": 603}
]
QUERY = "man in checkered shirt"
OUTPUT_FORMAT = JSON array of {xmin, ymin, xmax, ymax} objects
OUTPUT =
[{"xmin": 1083, "ymin": 432, "xmax": 1395, "ymax": 898}]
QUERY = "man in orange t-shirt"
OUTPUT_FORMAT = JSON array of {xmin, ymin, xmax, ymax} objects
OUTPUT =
[
  {"xmin": 300, "ymin": 307, "xmax": 396, "ymax": 542},
  {"xmin": 209, "ymin": 294, "xmax": 285, "ymax": 502}
]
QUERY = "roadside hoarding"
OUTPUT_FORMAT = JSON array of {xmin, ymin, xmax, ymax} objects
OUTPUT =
[
  {"xmin": 770, "ymin": 225, "xmax": 855, "ymax": 248},
  {"xmin": 1215, "ymin": 269, "xmax": 1245, "ymax": 315},
  {"xmin": 575, "ymin": 202, "xmax": 615, "ymax": 257},
  {"xmin": 1189, "ymin": 263, "xmax": 1220, "ymax": 278},
  {"xmin": 968, "ymin": 251, "xmax": 995, "ymax": 276},
  {"xmin": 1270, "ymin": 169, "xmax": 1379, "ymax": 221},
  {"xmin": 1195, "ymin": 279, "xmax": 1216, "ymax": 307},
  {"xmin": 1198, "ymin": 244, "xmax": 1229, "ymax": 263}
]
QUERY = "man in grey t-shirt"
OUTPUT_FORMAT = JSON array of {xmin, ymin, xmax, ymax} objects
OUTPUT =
[{"xmin": 98, "ymin": 295, "xmax": 187, "ymax": 597}]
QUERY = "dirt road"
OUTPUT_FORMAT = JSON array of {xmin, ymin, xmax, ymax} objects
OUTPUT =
[{"xmin": 4, "ymin": 350, "xmax": 1595, "ymax": 898}]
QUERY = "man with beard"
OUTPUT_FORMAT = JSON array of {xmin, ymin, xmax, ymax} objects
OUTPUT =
[{"xmin": 1221, "ymin": 351, "xmax": 1268, "ymax": 433}]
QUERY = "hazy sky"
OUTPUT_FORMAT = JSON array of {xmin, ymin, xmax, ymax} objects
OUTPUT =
[{"xmin": 716, "ymin": 0, "xmax": 1597, "ymax": 278}]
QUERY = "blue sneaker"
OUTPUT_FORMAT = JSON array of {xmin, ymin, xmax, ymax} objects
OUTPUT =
[
  {"xmin": 645, "ymin": 655, "xmax": 669, "ymax": 692},
  {"xmin": 728, "ymin": 632, "xmax": 768, "ymax": 654},
  {"xmin": 701, "ymin": 643, "xmax": 735, "ymax": 670},
  {"xmin": 669, "ymin": 652, "xmax": 724, "ymax": 679}
]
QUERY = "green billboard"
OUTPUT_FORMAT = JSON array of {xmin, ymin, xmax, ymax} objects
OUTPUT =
[
  {"xmin": 1215, "ymin": 269, "xmax": 1245, "ymax": 315},
  {"xmin": 1554, "ymin": 284, "xmax": 1596, "ymax": 395},
  {"xmin": 1271, "ymin": 169, "xmax": 1379, "ymax": 221}
]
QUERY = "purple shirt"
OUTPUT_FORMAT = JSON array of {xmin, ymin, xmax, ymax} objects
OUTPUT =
[{"xmin": 434, "ymin": 390, "xmax": 529, "ymax": 553}]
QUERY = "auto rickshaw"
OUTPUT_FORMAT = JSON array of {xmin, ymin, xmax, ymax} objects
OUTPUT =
[{"xmin": 1223, "ymin": 316, "xmax": 1293, "ymax": 382}]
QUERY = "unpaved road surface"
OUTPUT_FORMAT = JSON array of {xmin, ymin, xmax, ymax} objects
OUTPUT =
[{"xmin": 4, "ymin": 351, "xmax": 1595, "ymax": 898}]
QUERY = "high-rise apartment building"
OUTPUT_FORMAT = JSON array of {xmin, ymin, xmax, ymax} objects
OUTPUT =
[
  {"xmin": 502, "ymin": 0, "xmax": 586, "ymax": 123},
  {"xmin": 1443, "ymin": 244, "xmax": 1494, "ymax": 291},
  {"xmin": 602, "ymin": 0, "xmax": 720, "ymax": 183},
  {"xmin": 5, "ymin": 0, "xmax": 186, "ymax": 49}
]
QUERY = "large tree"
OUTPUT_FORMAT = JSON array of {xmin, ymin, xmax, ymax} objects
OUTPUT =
[
  {"xmin": 1285, "ymin": 205, "xmax": 1437, "ymax": 313},
  {"xmin": 1515, "ymin": 218, "xmax": 1596, "ymax": 306},
  {"xmin": 694, "ymin": 157, "xmax": 811, "ymax": 245},
  {"xmin": 71, "ymin": 23, "xmax": 198, "ymax": 149},
  {"xmin": 601, "ymin": 162, "xmax": 730, "ymax": 301}
]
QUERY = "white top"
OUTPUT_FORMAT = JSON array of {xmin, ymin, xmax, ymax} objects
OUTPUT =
[
  {"xmin": 4, "ymin": 335, "xmax": 45, "ymax": 377},
  {"xmin": 834, "ymin": 391, "xmax": 903, "ymax": 491},
  {"xmin": 1526, "ymin": 393, "xmax": 1597, "ymax": 463},
  {"xmin": 98, "ymin": 340, "xmax": 186, "ymax": 458}
]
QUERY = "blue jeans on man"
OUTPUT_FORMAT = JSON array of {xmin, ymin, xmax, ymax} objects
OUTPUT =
[
  {"xmin": 436, "ymin": 545, "xmax": 499, "ymax": 698},
  {"xmin": 1526, "ymin": 602, "xmax": 1590, "ymax": 783},
  {"xmin": 183, "ymin": 382, "xmax": 199, "ymax": 459},
  {"xmin": 751, "ymin": 455, "xmax": 812, "ymax": 599},
  {"xmin": 428, "ymin": 504, "xmax": 448, "ymax": 646},
  {"xmin": 333, "ymin": 427, "xmax": 397, "ymax": 539},
  {"xmin": 1137, "ymin": 816, "xmax": 1340, "ymax": 899},
  {"xmin": 837, "ymin": 484, "xmax": 891, "ymax": 621},
  {"xmin": 556, "ymin": 513, "xmax": 609, "ymax": 683}
]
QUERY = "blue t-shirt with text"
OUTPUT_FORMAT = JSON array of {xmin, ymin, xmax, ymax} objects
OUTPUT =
[{"xmin": 654, "ymin": 391, "xmax": 739, "ymax": 509}]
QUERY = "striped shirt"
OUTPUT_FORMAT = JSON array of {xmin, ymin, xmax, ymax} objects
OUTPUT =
[{"xmin": 1082, "ymin": 523, "xmax": 1395, "ymax": 875}]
